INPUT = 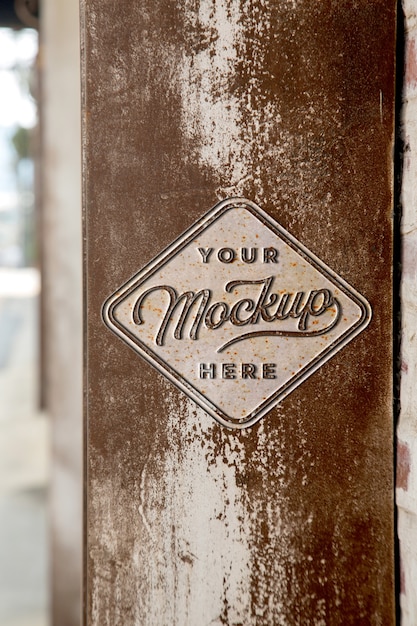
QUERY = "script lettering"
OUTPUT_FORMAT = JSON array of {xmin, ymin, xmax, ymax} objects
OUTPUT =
[{"xmin": 132, "ymin": 276, "xmax": 341, "ymax": 348}]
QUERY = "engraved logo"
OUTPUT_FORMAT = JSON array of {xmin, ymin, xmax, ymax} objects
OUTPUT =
[{"xmin": 102, "ymin": 198, "xmax": 371, "ymax": 429}]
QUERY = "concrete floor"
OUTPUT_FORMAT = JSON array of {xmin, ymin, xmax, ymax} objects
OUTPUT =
[{"xmin": 0, "ymin": 268, "xmax": 49, "ymax": 626}]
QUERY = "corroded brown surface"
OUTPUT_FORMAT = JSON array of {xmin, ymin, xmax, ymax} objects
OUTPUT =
[{"xmin": 82, "ymin": 1, "xmax": 396, "ymax": 624}]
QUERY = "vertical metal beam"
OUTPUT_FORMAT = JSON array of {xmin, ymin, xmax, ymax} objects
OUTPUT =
[{"xmin": 82, "ymin": 1, "xmax": 396, "ymax": 623}]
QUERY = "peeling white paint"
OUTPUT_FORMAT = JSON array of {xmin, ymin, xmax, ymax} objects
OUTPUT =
[{"xmin": 180, "ymin": 0, "xmax": 246, "ymax": 186}]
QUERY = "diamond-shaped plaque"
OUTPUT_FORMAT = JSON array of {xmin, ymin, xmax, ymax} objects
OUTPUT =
[{"xmin": 103, "ymin": 198, "xmax": 371, "ymax": 429}]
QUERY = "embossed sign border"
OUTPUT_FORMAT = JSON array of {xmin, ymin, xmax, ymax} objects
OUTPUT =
[{"xmin": 102, "ymin": 198, "xmax": 372, "ymax": 429}]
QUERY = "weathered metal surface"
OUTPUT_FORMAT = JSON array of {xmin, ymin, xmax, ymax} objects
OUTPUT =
[{"xmin": 82, "ymin": 1, "xmax": 396, "ymax": 624}]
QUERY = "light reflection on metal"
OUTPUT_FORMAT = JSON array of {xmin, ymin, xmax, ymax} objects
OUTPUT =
[{"xmin": 103, "ymin": 198, "xmax": 371, "ymax": 429}]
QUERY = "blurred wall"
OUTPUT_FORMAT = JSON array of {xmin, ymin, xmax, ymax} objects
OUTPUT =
[
  {"xmin": 41, "ymin": 0, "xmax": 82, "ymax": 624},
  {"xmin": 398, "ymin": 1, "xmax": 417, "ymax": 624}
]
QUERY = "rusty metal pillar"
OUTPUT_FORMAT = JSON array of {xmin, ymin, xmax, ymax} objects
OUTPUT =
[{"xmin": 81, "ymin": 1, "xmax": 397, "ymax": 623}]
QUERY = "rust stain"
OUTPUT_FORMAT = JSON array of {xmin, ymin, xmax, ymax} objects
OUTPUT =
[
  {"xmin": 397, "ymin": 440, "xmax": 411, "ymax": 491},
  {"xmin": 406, "ymin": 35, "xmax": 417, "ymax": 88},
  {"xmin": 82, "ymin": 0, "xmax": 396, "ymax": 623}
]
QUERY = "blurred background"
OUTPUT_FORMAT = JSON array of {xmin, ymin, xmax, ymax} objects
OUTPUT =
[{"xmin": 0, "ymin": 2, "xmax": 82, "ymax": 625}]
